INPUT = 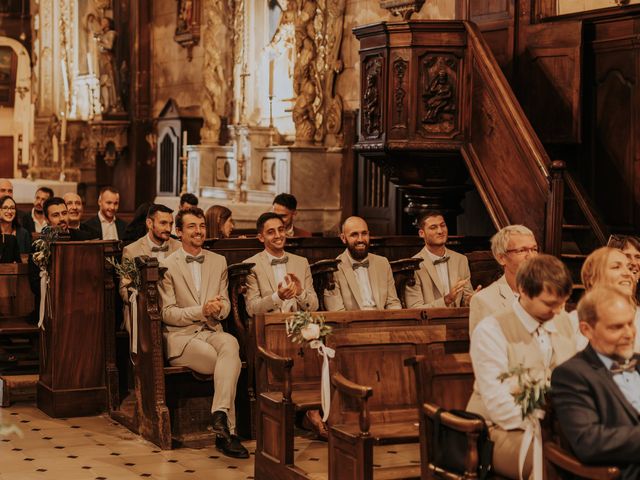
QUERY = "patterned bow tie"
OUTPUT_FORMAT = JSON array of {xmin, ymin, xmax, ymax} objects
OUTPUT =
[
  {"xmin": 271, "ymin": 256, "xmax": 289, "ymax": 266},
  {"xmin": 433, "ymin": 256, "xmax": 450, "ymax": 266},
  {"xmin": 352, "ymin": 259, "xmax": 370, "ymax": 269},
  {"xmin": 186, "ymin": 254, "xmax": 204, "ymax": 264},
  {"xmin": 151, "ymin": 245, "xmax": 169, "ymax": 253},
  {"xmin": 610, "ymin": 359, "xmax": 638, "ymax": 375}
]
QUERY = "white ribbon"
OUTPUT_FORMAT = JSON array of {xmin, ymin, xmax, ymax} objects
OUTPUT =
[
  {"xmin": 38, "ymin": 270, "xmax": 49, "ymax": 329},
  {"xmin": 310, "ymin": 339, "xmax": 335, "ymax": 422},
  {"xmin": 128, "ymin": 288, "xmax": 139, "ymax": 355},
  {"xmin": 519, "ymin": 409, "xmax": 545, "ymax": 480}
]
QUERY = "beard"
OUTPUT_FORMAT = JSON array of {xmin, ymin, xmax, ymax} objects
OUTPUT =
[{"xmin": 347, "ymin": 242, "xmax": 369, "ymax": 261}]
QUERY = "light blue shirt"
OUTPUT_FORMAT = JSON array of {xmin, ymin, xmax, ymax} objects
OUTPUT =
[{"xmin": 596, "ymin": 351, "xmax": 640, "ymax": 414}]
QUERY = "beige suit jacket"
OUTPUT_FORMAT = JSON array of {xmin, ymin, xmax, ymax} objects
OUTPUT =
[
  {"xmin": 243, "ymin": 250, "xmax": 318, "ymax": 316},
  {"xmin": 120, "ymin": 235, "xmax": 181, "ymax": 301},
  {"xmin": 405, "ymin": 247, "xmax": 473, "ymax": 308},
  {"xmin": 469, "ymin": 274, "xmax": 515, "ymax": 334},
  {"xmin": 158, "ymin": 249, "xmax": 231, "ymax": 360},
  {"xmin": 324, "ymin": 250, "xmax": 402, "ymax": 312}
]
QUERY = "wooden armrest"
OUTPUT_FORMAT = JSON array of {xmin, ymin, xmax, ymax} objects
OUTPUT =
[
  {"xmin": 422, "ymin": 402, "xmax": 485, "ymax": 434},
  {"xmin": 256, "ymin": 345, "xmax": 294, "ymax": 401},
  {"xmin": 544, "ymin": 442, "xmax": 620, "ymax": 480},
  {"xmin": 331, "ymin": 372, "xmax": 373, "ymax": 400},
  {"xmin": 403, "ymin": 355, "xmax": 426, "ymax": 367}
]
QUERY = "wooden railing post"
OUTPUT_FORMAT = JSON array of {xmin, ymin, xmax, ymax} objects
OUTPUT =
[{"xmin": 545, "ymin": 160, "xmax": 566, "ymax": 257}]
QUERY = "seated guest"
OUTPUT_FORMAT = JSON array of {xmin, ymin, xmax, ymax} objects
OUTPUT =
[
  {"xmin": 0, "ymin": 195, "xmax": 30, "ymax": 254},
  {"xmin": 158, "ymin": 207, "xmax": 248, "ymax": 459},
  {"xmin": 608, "ymin": 234, "xmax": 640, "ymax": 303},
  {"xmin": 571, "ymin": 246, "xmax": 639, "ymax": 351},
  {"xmin": 405, "ymin": 210, "xmax": 476, "ymax": 308},
  {"xmin": 272, "ymin": 193, "xmax": 312, "ymax": 237},
  {"xmin": 0, "ymin": 179, "xmax": 13, "ymax": 196},
  {"xmin": 551, "ymin": 286, "xmax": 640, "ymax": 478},
  {"xmin": 205, "ymin": 205, "xmax": 234, "ymax": 239},
  {"xmin": 467, "ymin": 254, "xmax": 575, "ymax": 479},
  {"xmin": 122, "ymin": 202, "xmax": 153, "ymax": 243},
  {"xmin": 469, "ymin": 225, "xmax": 538, "ymax": 332},
  {"xmin": 324, "ymin": 216, "xmax": 401, "ymax": 311},
  {"xmin": 179, "ymin": 192, "xmax": 198, "ymax": 210},
  {"xmin": 82, "ymin": 186, "xmax": 126, "ymax": 240},
  {"xmin": 120, "ymin": 204, "xmax": 181, "ymax": 332},
  {"xmin": 21, "ymin": 186, "xmax": 53, "ymax": 234},
  {"xmin": 62, "ymin": 192, "xmax": 100, "ymax": 239},
  {"xmin": 243, "ymin": 212, "xmax": 318, "ymax": 316}
]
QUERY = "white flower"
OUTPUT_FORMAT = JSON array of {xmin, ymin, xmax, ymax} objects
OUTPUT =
[{"xmin": 300, "ymin": 323, "xmax": 320, "ymax": 341}]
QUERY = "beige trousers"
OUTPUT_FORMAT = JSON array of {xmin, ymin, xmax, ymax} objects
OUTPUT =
[
  {"xmin": 489, "ymin": 426, "xmax": 533, "ymax": 480},
  {"xmin": 169, "ymin": 329, "xmax": 241, "ymax": 433}
]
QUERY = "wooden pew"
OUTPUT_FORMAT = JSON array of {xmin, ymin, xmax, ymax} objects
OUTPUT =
[
  {"xmin": 37, "ymin": 240, "xmax": 119, "ymax": 418},
  {"xmin": 132, "ymin": 257, "xmax": 254, "ymax": 449},
  {"xmin": 390, "ymin": 257, "xmax": 423, "ymax": 308},
  {"xmin": 253, "ymin": 308, "xmax": 469, "ymax": 480}
]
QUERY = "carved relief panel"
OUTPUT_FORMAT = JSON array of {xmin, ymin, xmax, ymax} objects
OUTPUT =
[
  {"xmin": 418, "ymin": 53, "xmax": 461, "ymax": 137},
  {"xmin": 390, "ymin": 55, "xmax": 409, "ymax": 135},
  {"xmin": 361, "ymin": 54, "xmax": 384, "ymax": 141}
]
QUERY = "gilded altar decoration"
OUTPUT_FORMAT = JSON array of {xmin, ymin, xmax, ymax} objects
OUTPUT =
[
  {"xmin": 175, "ymin": 0, "xmax": 201, "ymax": 61},
  {"xmin": 379, "ymin": 0, "xmax": 426, "ymax": 19}
]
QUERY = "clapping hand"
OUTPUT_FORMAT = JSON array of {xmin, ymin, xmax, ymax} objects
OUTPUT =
[
  {"xmin": 277, "ymin": 274, "xmax": 299, "ymax": 300},
  {"xmin": 444, "ymin": 277, "xmax": 470, "ymax": 307},
  {"xmin": 202, "ymin": 295, "xmax": 224, "ymax": 317}
]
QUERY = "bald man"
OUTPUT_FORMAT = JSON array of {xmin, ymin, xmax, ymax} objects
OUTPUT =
[
  {"xmin": 0, "ymin": 179, "xmax": 13, "ymax": 197},
  {"xmin": 63, "ymin": 192, "xmax": 100, "ymax": 239},
  {"xmin": 324, "ymin": 216, "xmax": 401, "ymax": 311}
]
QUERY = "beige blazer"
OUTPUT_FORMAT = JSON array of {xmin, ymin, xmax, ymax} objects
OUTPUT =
[
  {"xmin": 158, "ymin": 249, "xmax": 231, "ymax": 360},
  {"xmin": 324, "ymin": 250, "xmax": 402, "ymax": 312},
  {"xmin": 243, "ymin": 250, "xmax": 318, "ymax": 316},
  {"xmin": 405, "ymin": 248, "xmax": 473, "ymax": 308},
  {"xmin": 469, "ymin": 274, "xmax": 515, "ymax": 334}
]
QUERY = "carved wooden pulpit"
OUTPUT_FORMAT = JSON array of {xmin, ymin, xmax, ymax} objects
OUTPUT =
[{"xmin": 37, "ymin": 240, "xmax": 119, "ymax": 418}]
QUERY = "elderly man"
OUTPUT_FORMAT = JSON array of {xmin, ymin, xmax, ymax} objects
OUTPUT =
[
  {"xmin": 469, "ymin": 225, "xmax": 538, "ymax": 332},
  {"xmin": 82, "ymin": 186, "xmax": 126, "ymax": 240},
  {"xmin": 551, "ymin": 285, "xmax": 640, "ymax": 478},
  {"xmin": 405, "ymin": 210, "xmax": 476, "ymax": 308},
  {"xmin": 324, "ymin": 216, "xmax": 401, "ymax": 311},
  {"xmin": 62, "ymin": 192, "xmax": 100, "ymax": 239},
  {"xmin": 468, "ymin": 254, "xmax": 576, "ymax": 479},
  {"xmin": 0, "ymin": 179, "xmax": 13, "ymax": 196}
]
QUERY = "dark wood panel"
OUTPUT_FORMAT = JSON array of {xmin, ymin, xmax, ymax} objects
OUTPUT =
[{"xmin": 0, "ymin": 137, "xmax": 13, "ymax": 178}]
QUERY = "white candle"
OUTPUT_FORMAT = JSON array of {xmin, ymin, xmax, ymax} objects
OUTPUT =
[
  {"xmin": 60, "ymin": 60, "xmax": 69, "ymax": 99},
  {"xmin": 29, "ymin": 103, "xmax": 35, "ymax": 140},
  {"xmin": 269, "ymin": 59, "xmax": 274, "ymax": 97},
  {"xmin": 60, "ymin": 112, "xmax": 67, "ymax": 144},
  {"xmin": 182, "ymin": 130, "xmax": 188, "ymax": 157},
  {"xmin": 87, "ymin": 53, "xmax": 93, "ymax": 76}
]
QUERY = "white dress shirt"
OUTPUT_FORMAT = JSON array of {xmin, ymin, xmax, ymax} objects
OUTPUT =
[
  {"xmin": 146, "ymin": 234, "xmax": 169, "ymax": 261},
  {"xmin": 595, "ymin": 351, "xmax": 640, "ymax": 414},
  {"xmin": 425, "ymin": 247, "xmax": 450, "ymax": 295},
  {"xmin": 32, "ymin": 209, "xmax": 47, "ymax": 233},
  {"xmin": 180, "ymin": 248, "xmax": 203, "ymax": 300},
  {"xmin": 346, "ymin": 252, "xmax": 377, "ymax": 309},
  {"xmin": 471, "ymin": 300, "xmax": 558, "ymax": 430},
  {"xmin": 98, "ymin": 210, "xmax": 119, "ymax": 240},
  {"xmin": 570, "ymin": 307, "xmax": 640, "ymax": 352}
]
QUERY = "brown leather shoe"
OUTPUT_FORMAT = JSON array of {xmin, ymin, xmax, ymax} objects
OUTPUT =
[
  {"xmin": 215, "ymin": 434, "xmax": 249, "ymax": 459},
  {"xmin": 302, "ymin": 410, "xmax": 328, "ymax": 441}
]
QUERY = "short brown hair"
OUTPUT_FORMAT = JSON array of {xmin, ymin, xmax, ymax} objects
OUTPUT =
[
  {"xmin": 175, "ymin": 207, "xmax": 205, "ymax": 230},
  {"xmin": 516, "ymin": 254, "xmax": 573, "ymax": 299},
  {"xmin": 99, "ymin": 185, "xmax": 119, "ymax": 197},
  {"xmin": 577, "ymin": 285, "xmax": 635, "ymax": 327},
  {"xmin": 417, "ymin": 210, "xmax": 445, "ymax": 230}
]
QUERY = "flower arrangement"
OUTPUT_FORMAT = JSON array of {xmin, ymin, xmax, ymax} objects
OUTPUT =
[
  {"xmin": 107, "ymin": 257, "xmax": 142, "ymax": 291},
  {"xmin": 32, "ymin": 226, "xmax": 62, "ymax": 271},
  {"xmin": 285, "ymin": 311, "xmax": 332, "ymax": 346},
  {"xmin": 498, "ymin": 364, "xmax": 551, "ymax": 419},
  {"xmin": 0, "ymin": 421, "xmax": 22, "ymax": 438}
]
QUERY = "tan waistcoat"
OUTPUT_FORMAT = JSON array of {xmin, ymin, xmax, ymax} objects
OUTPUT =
[{"xmin": 467, "ymin": 306, "xmax": 576, "ymax": 423}]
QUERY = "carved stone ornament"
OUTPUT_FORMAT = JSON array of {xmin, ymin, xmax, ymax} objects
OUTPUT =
[
  {"xmin": 362, "ymin": 57, "xmax": 382, "ymax": 139},
  {"xmin": 87, "ymin": 119, "xmax": 130, "ymax": 167},
  {"xmin": 379, "ymin": 0, "xmax": 426, "ymax": 20}
]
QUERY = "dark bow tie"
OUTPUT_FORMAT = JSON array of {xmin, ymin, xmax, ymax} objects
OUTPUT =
[
  {"xmin": 433, "ymin": 256, "xmax": 450, "ymax": 266},
  {"xmin": 270, "ymin": 256, "xmax": 289, "ymax": 266},
  {"xmin": 610, "ymin": 359, "xmax": 638, "ymax": 375},
  {"xmin": 352, "ymin": 259, "xmax": 370, "ymax": 269},
  {"xmin": 151, "ymin": 245, "xmax": 169, "ymax": 253},
  {"xmin": 186, "ymin": 254, "xmax": 204, "ymax": 264}
]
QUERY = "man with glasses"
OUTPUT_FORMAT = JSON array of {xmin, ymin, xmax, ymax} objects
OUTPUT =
[
  {"xmin": 405, "ymin": 210, "xmax": 476, "ymax": 308},
  {"xmin": 469, "ymin": 225, "xmax": 539, "ymax": 332}
]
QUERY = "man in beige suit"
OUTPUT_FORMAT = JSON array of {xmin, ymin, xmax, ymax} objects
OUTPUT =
[
  {"xmin": 120, "ymin": 204, "xmax": 181, "ymax": 332},
  {"xmin": 159, "ymin": 207, "xmax": 248, "ymax": 459},
  {"xmin": 324, "ymin": 216, "xmax": 401, "ymax": 311},
  {"xmin": 405, "ymin": 210, "xmax": 476, "ymax": 308},
  {"xmin": 469, "ymin": 225, "xmax": 538, "ymax": 333},
  {"xmin": 243, "ymin": 212, "xmax": 318, "ymax": 316},
  {"xmin": 467, "ymin": 255, "xmax": 575, "ymax": 479}
]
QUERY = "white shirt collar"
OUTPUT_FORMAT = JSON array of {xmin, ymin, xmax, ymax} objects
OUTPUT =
[
  {"xmin": 180, "ymin": 247, "xmax": 203, "ymax": 258},
  {"xmin": 145, "ymin": 233, "xmax": 165, "ymax": 250},
  {"xmin": 98, "ymin": 210, "xmax": 116, "ymax": 224},
  {"xmin": 513, "ymin": 298, "xmax": 558, "ymax": 334},
  {"xmin": 424, "ymin": 246, "xmax": 447, "ymax": 261},
  {"xmin": 265, "ymin": 250, "xmax": 287, "ymax": 262},
  {"xmin": 345, "ymin": 250, "xmax": 369, "ymax": 265}
]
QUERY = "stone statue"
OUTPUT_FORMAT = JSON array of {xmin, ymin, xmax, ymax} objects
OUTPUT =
[
  {"xmin": 292, "ymin": 1, "xmax": 318, "ymax": 144},
  {"xmin": 422, "ymin": 70, "xmax": 454, "ymax": 124},
  {"xmin": 94, "ymin": 17, "xmax": 123, "ymax": 114}
]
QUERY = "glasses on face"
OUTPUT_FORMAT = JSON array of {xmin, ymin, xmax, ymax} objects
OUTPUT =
[
  {"xmin": 1, "ymin": 206, "xmax": 16, "ymax": 212},
  {"xmin": 505, "ymin": 246, "xmax": 539, "ymax": 255}
]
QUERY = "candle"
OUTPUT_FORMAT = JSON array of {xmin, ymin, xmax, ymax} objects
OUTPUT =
[
  {"xmin": 87, "ymin": 53, "xmax": 94, "ymax": 76},
  {"xmin": 60, "ymin": 60, "xmax": 69, "ymax": 99},
  {"xmin": 60, "ymin": 112, "xmax": 67, "ymax": 144},
  {"xmin": 29, "ymin": 103, "xmax": 35, "ymax": 140},
  {"xmin": 182, "ymin": 130, "xmax": 188, "ymax": 157},
  {"xmin": 269, "ymin": 59, "xmax": 274, "ymax": 97}
]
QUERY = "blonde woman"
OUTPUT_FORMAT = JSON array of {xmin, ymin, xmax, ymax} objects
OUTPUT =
[{"xmin": 571, "ymin": 246, "xmax": 639, "ymax": 350}]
